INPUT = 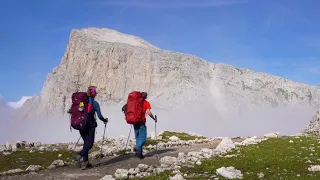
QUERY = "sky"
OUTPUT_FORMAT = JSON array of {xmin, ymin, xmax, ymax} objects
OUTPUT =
[{"xmin": 0, "ymin": 0, "xmax": 320, "ymax": 102}]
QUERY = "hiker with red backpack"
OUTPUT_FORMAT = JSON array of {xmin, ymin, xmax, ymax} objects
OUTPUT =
[
  {"xmin": 122, "ymin": 92, "xmax": 157, "ymax": 159},
  {"xmin": 68, "ymin": 86, "xmax": 108, "ymax": 169}
]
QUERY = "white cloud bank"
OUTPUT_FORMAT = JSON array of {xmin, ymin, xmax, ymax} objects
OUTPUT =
[{"xmin": 0, "ymin": 101, "xmax": 315, "ymax": 144}]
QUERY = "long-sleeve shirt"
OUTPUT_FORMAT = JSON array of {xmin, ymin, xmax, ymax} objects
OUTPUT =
[{"xmin": 88, "ymin": 97, "xmax": 105, "ymax": 122}]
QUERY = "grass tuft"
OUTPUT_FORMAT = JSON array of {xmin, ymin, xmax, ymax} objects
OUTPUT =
[
  {"xmin": 180, "ymin": 136, "xmax": 320, "ymax": 179},
  {"xmin": 139, "ymin": 136, "xmax": 320, "ymax": 179},
  {"xmin": 161, "ymin": 131, "xmax": 206, "ymax": 141},
  {"xmin": 130, "ymin": 170, "xmax": 172, "ymax": 180},
  {"xmin": 144, "ymin": 138, "xmax": 168, "ymax": 146},
  {"xmin": 0, "ymin": 149, "xmax": 77, "ymax": 173}
]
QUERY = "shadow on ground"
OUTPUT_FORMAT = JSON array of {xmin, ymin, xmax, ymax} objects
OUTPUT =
[
  {"xmin": 145, "ymin": 148, "xmax": 175, "ymax": 157},
  {"xmin": 94, "ymin": 148, "xmax": 175, "ymax": 167}
]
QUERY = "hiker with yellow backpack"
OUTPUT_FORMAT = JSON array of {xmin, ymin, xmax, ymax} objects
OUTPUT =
[{"xmin": 68, "ymin": 86, "xmax": 108, "ymax": 169}]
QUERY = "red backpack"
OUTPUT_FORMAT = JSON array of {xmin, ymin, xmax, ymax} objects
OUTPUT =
[
  {"xmin": 125, "ymin": 91, "xmax": 144, "ymax": 124},
  {"xmin": 70, "ymin": 92, "xmax": 93, "ymax": 130}
]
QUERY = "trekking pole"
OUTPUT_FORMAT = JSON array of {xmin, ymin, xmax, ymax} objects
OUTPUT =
[
  {"xmin": 69, "ymin": 136, "xmax": 81, "ymax": 158},
  {"xmin": 98, "ymin": 123, "xmax": 107, "ymax": 164},
  {"xmin": 74, "ymin": 136, "xmax": 81, "ymax": 151},
  {"xmin": 155, "ymin": 115, "xmax": 159, "ymax": 159},
  {"xmin": 125, "ymin": 125, "xmax": 133, "ymax": 152},
  {"xmin": 155, "ymin": 115, "xmax": 158, "ymax": 151}
]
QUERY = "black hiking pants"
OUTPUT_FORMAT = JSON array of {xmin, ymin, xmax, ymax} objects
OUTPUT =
[{"xmin": 79, "ymin": 127, "xmax": 96, "ymax": 162}]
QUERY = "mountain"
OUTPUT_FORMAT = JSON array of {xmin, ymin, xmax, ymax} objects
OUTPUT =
[
  {"xmin": 8, "ymin": 96, "xmax": 33, "ymax": 109},
  {"xmin": 16, "ymin": 27, "xmax": 320, "ymax": 121}
]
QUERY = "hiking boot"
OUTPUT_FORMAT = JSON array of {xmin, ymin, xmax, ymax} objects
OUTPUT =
[
  {"xmin": 139, "ymin": 154, "xmax": 145, "ymax": 160},
  {"xmin": 74, "ymin": 155, "xmax": 82, "ymax": 168},
  {"xmin": 136, "ymin": 153, "xmax": 145, "ymax": 160},
  {"xmin": 81, "ymin": 162, "xmax": 93, "ymax": 170},
  {"xmin": 133, "ymin": 147, "xmax": 138, "ymax": 155}
]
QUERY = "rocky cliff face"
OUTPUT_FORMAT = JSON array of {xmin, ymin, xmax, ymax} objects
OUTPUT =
[{"xmin": 17, "ymin": 27, "xmax": 320, "ymax": 120}]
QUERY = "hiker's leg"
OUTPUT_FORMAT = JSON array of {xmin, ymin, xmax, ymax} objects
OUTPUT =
[
  {"xmin": 75, "ymin": 129, "xmax": 87, "ymax": 168},
  {"xmin": 82, "ymin": 128, "xmax": 96, "ymax": 162},
  {"xmin": 132, "ymin": 125, "xmax": 138, "ymax": 153},
  {"xmin": 135, "ymin": 124, "xmax": 147, "ymax": 156},
  {"xmin": 139, "ymin": 124, "xmax": 147, "ymax": 154},
  {"xmin": 134, "ymin": 124, "xmax": 141, "ymax": 155},
  {"xmin": 79, "ymin": 129, "xmax": 87, "ymax": 156}
]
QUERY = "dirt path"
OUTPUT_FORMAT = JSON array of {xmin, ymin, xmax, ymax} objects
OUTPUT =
[{"xmin": 3, "ymin": 138, "xmax": 244, "ymax": 180}]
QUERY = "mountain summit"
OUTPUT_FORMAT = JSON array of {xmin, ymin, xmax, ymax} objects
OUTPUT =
[
  {"xmin": 8, "ymin": 96, "xmax": 33, "ymax": 109},
  {"xmin": 79, "ymin": 27, "xmax": 159, "ymax": 49}
]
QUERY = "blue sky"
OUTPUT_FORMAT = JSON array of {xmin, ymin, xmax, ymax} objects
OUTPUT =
[{"xmin": 1, "ymin": 0, "xmax": 320, "ymax": 102}]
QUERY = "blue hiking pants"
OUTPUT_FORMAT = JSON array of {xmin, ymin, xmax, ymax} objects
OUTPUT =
[{"xmin": 134, "ymin": 123, "xmax": 147, "ymax": 156}]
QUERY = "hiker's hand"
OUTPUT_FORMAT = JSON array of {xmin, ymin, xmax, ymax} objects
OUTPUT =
[
  {"xmin": 154, "ymin": 115, "xmax": 157, "ymax": 123},
  {"xmin": 104, "ymin": 118, "xmax": 108, "ymax": 124}
]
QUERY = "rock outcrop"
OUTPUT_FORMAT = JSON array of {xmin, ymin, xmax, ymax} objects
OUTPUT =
[
  {"xmin": 16, "ymin": 27, "xmax": 320, "ymax": 119},
  {"xmin": 301, "ymin": 109, "xmax": 320, "ymax": 136}
]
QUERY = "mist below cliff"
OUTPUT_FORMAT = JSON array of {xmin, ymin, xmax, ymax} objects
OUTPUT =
[{"xmin": 0, "ymin": 100, "xmax": 315, "ymax": 144}]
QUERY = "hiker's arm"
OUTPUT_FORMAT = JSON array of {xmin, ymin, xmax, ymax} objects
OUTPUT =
[
  {"xmin": 94, "ymin": 102, "xmax": 106, "ymax": 122},
  {"xmin": 147, "ymin": 109, "xmax": 156, "ymax": 121}
]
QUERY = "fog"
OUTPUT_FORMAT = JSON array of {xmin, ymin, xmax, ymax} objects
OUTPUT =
[{"xmin": 0, "ymin": 100, "xmax": 316, "ymax": 144}]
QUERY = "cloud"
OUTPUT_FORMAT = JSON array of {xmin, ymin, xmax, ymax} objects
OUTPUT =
[
  {"xmin": 0, "ymin": 98, "xmax": 316, "ymax": 144},
  {"xmin": 308, "ymin": 67, "xmax": 320, "ymax": 75},
  {"xmin": 99, "ymin": 0, "xmax": 248, "ymax": 9},
  {"xmin": 293, "ymin": 59, "xmax": 320, "ymax": 77},
  {"xmin": 0, "ymin": 95, "xmax": 14, "ymax": 123},
  {"xmin": 299, "ymin": 36, "xmax": 320, "ymax": 50},
  {"xmin": 267, "ymin": 0, "xmax": 312, "ymax": 26},
  {"xmin": 258, "ymin": 0, "xmax": 313, "ymax": 35}
]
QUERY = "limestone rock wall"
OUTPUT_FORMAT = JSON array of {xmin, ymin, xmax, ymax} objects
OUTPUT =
[{"xmin": 17, "ymin": 28, "xmax": 320, "ymax": 119}]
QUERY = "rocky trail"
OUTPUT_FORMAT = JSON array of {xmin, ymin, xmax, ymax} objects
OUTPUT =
[{"xmin": 2, "ymin": 138, "xmax": 245, "ymax": 180}]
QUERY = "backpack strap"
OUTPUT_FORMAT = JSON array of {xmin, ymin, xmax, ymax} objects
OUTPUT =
[
  {"xmin": 140, "ymin": 99, "xmax": 145, "ymax": 125},
  {"xmin": 87, "ymin": 97, "xmax": 94, "ymax": 113}
]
